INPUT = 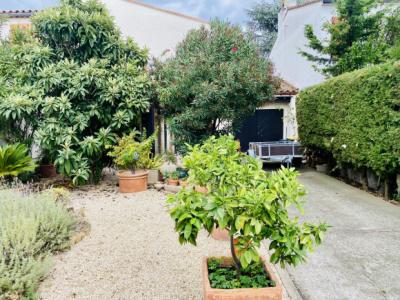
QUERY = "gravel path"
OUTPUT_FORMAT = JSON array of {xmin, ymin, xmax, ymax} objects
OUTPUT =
[{"xmin": 39, "ymin": 183, "xmax": 229, "ymax": 300}]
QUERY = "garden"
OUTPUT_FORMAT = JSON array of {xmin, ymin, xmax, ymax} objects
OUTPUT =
[
  {"xmin": 0, "ymin": 1, "xmax": 327, "ymax": 299},
  {"xmin": 0, "ymin": 0, "xmax": 399, "ymax": 299}
]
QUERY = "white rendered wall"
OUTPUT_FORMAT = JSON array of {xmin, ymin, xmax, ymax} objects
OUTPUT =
[
  {"xmin": 270, "ymin": 2, "xmax": 336, "ymax": 89},
  {"xmin": 1, "ymin": 1, "xmax": 207, "ymax": 59},
  {"xmin": 101, "ymin": 0, "xmax": 207, "ymax": 58},
  {"xmin": 0, "ymin": 17, "xmax": 31, "ymax": 39}
]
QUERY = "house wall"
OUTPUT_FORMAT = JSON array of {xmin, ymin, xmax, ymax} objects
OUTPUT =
[
  {"xmin": 0, "ymin": 17, "xmax": 31, "ymax": 39},
  {"xmin": 101, "ymin": 0, "xmax": 207, "ymax": 58},
  {"xmin": 258, "ymin": 96, "xmax": 298, "ymax": 140},
  {"xmin": 0, "ymin": 1, "xmax": 207, "ymax": 59},
  {"xmin": 270, "ymin": 1, "xmax": 336, "ymax": 89}
]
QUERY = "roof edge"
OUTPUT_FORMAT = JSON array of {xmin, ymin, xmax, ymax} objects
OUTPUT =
[
  {"xmin": 287, "ymin": 0, "xmax": 321, "ymax": 11},
  {"xmin": 276, "ymin": 78, "xmax": 299, "ymax": 95},
  {"xmin": 0, "ymin": 9, "xmax": 37, "ymax": 18},
  {"xmin": 124, "ymin": 0, "xmax": 209, "ymax": 25}
]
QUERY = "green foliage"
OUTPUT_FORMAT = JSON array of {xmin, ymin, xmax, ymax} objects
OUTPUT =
[
  {"xmin": 0, "ymin": 0, "xmax": 151, "ymax": 184},
  {"xmin": 297, "ymin": 61, "xmax": 400, "ymax": 177},
  {"xmin": 207, "ymin": 258, "xmax": 275, "ymax": 289},
  {"xmin": 155, "ymin": 20, "xmax": 275, "ymax": 152},
  {"xmin": 0, "ymin": 188, "xmax": 75, "ymax": 299},
  {"xmin": 0, "ymin": 144, "xmax": 36, "ymax": 178},
  {"xmin": 108, "ymin": 130, "xmax": 157, "ymax": 173},
  {"xmin": 162, "ymin": 170, "xmax": 179, "ymax": 180},
  {"xmin": 168, "ymin": 135, "xmax": 327, "ymax": 270},
  {"xmin": 247, "ymin": 0, "xmax": 280, "ymax": 55},
  {"xmin": 301, "ymin": 0, "xmax": 400, "ymax": 76}
]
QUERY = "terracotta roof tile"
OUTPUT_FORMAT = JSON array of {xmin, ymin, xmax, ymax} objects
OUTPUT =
[
  {"xmin": 276, "ymin": 78, "xmax": 299, "ymax": 95},
  {"xmin": 0, "ymin": 9, "xmax": 38, "ymax": 17}
]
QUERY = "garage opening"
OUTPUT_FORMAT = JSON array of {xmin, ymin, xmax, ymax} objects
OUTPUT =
[{"xmin": 236, "ymin": 109, "xmax": 284, "ymax": 152}]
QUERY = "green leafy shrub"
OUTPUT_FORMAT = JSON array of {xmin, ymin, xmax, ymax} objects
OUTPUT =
[
  {"xmin": 0, "ymin": 0, "xmax": 151, "ymax": 184},
  {"xmin": 0, "ymin": 188, "xmax": 75, "ymax": 299},
  {"xmin": 0, "ymin": 144, "xmax": 36, "ymax": 178},
  {"xmin": 155, "ymin": 20, "xmax": 275, "ymax": 152},
  {"xmin": 297, "ymin": 61, "xmax": 400, "ymax": 177},
  {"xmin": 301, "ymin": 1, "xmax": 400, "ymax": 76},
  {"xmin": 108, "ymin": 130, "xmax": 157, "ymax": 173},
  {"xmin": 168, "ymin": 135, "xmax": 327, "ymax": 275}
]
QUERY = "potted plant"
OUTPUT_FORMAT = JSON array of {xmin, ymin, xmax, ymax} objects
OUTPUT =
[
  {"xmin": 164, "ymin": 170, "xmax": 179, "ymax": 186},
  {"xmin": 108, "ymin": 130, "xmax": 155, "ymax": 193},
  {"xmin": 38, "ymin": 150, "xmax": 57, "ymax": 178},
  {"xmin": 177, "ymin": 168, "xmax": 189, "ymax": 187},
  {"xmin": 168, "ymin": 135, "xmax": 327, "ymax": 300}
]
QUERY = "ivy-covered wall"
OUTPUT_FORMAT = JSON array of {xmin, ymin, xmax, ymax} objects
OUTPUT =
[{"xmin": 297, "ymin": 61, "xmax": 400, "ymax": 178}]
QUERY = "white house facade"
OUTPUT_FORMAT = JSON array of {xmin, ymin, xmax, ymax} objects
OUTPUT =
[
  {"xmin": 0, "ymin": 0, "xmax": 207, "ymax": 58},
  {"xmin": 270, "ymin": 0, "xmax": 336, "ymax": 90}
]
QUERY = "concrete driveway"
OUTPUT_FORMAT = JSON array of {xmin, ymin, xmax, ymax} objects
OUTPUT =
[{"xmin": 277, "ymin": 170, "xmax": 400, "ymax": 300}]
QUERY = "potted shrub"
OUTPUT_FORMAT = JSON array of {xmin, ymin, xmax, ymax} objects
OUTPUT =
[
  {"xmin": 168, "ymin": 135, "xmax": 327, "ymax": 300},
  {"xmin": 177, "ymin": 168, "xmax": 189, "ymax": 187},
  {"xmin": 108, "ymin": 130, "xmax": 156, "ymax": 193},
  {"xmin": 165, "ymin": 170, "xmax": 179, "ymax": 186},
  {"xmin": 38, "ymin": 150, "xmax": 57, "ymax": 178}
]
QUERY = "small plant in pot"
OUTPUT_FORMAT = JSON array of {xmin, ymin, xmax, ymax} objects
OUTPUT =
[
  {"xmin": 108, "ymin": 130, "xmax": 156, "ymax": 193},
  {"xmin": 38, "ymin": 150, "xmax": 58, "ymax": 178},
  {"xmin": 177, "ymin": 167, "xmax": 189, "ymax": 187},
  {"xmin": 164, "ymin": 170, "xmax": 179, "ymax": 186},
  {"xmin": 168, "ymin": 135, "xmax": 328, "ymax": 300}
]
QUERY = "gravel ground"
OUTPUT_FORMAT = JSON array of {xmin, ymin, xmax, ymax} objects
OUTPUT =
[{"xmin": 39, "ymin": 182, "xmax": 230, "ymax": 300}]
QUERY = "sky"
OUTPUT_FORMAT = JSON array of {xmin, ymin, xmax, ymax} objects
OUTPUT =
[{"xmin": 0, "ymin": 0, "xmax": 263, "ymax": 25}]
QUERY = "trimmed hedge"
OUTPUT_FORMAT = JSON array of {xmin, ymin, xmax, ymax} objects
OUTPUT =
[{"xmin": 297, "ymin": 61, "xmax": 400, "ymax": 177}]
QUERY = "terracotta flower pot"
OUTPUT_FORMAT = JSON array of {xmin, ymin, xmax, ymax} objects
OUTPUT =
[
  {"xmin": 39, "ymin": 164, "xmax": 57, "ymax": 178},
  {"xmin": 195, "ymin": 185, "xmax": 208, "ymax": 193},
  {"xmin": 168, "ymin": 179, "xmax": 179, "ymax": 186},
  {"xmin": 117, "ymin": 170, "xmax": 149, "ymax": 193},
  {"xmin": 211, "ymin": 227, "xmax": 230, "ymax": 241},
  {"xmin": 202, "ymin": 257, "xmax": 282, "ymax": 300}
]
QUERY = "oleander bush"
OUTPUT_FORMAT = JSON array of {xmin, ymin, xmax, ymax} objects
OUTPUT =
[
  {"xmin": 0, "ymin": 188, "xmax": 75, "ymax": 299},
  {"xmin": 297, "ymin": 61, "xmax": 400, "ymax": 178},
  {"xmin": 154, "ymin": 20, "xmax": 275, "ymax": 152}
]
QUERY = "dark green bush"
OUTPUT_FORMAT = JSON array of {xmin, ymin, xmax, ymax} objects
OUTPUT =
[{"xmin": 297, "ymin": 61, "xmax": 400, "ymax": 177}]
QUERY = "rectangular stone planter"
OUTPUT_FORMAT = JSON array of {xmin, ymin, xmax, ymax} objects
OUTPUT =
[
  {"xmin": 148, "ymin": 169, "xmax": 160, "ymax": 185},
  {"xmin": 202, "ymin": 256, "xmax": 282, "ymax": 300}
]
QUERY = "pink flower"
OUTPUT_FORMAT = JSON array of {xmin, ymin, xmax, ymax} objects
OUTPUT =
[{"xmin": 231, "ymin": 47, "xmax": 238, "ymax": 53}]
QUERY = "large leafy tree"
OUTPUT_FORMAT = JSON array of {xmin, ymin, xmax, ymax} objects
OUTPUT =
[
  {"xmin": 301, "ymin": 0, "xmax": 400, "ymax": 76},
  {"xmin": 247, "ymin": 0, "xmax": 280, "ymax": 55},
  {"xmin": 0, "ymin": 0, "xmax": 151, "ymax": 184},
  {"xmin": 155, "ymin": 20, "xmax": 275, "ymax": 152}
]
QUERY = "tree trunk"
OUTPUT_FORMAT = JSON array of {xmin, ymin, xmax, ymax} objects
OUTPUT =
[{"xmin": 230, "ymin": 235, "xmax": 241, "ymax": 277}]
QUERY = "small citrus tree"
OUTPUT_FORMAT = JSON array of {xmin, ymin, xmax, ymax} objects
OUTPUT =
[{"xmin": 169, "ymin": 135, "xmax": 327, "ymax": 272}]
